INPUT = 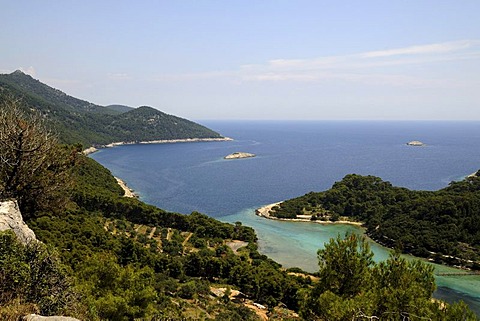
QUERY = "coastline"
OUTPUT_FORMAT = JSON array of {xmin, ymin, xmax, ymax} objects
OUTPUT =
[
  {"xmin": 114, "ymin": 177, "xmax": 138, "ymax": 198},
  {"xmin": 256, "ymin": 201, "xmax": 480, "ymax": 271},
  {"xmin": 468, "ymin": 171, "xmax": 479, "ymax": 178},
  {"xmin": 255, "ymin": 202, "xmax": 363, "ymax": 226},
  {"xmin": 83, "ymin": 137, "xmax": 233, "ymax": 155}
]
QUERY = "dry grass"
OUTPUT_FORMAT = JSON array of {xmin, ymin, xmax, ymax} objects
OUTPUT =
[{"xmin": 0, "ymin": 300, "xmax": 39, "ymax": 321}]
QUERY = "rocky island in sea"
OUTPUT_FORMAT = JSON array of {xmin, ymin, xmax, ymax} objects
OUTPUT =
[
  {"xmin": 224, "ymin": 152, "xmax": 256, "ymax": 159},
  {"xmin": 407, "ymin": 140, "xmax": 426, "ymax": 146}
]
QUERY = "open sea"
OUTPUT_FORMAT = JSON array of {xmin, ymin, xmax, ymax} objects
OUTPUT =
[{"xmin": 91, "ymin": 120, "xmax": 480, "ymax": 314}]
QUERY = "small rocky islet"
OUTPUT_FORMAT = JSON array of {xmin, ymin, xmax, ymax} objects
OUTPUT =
[
  {"xmin": 224, "ymin": 152, "xmax": 256, "ymax": 159},
  {"xmin": 406, "ymin": 140, "xmax": 426, "ymax": 146}
]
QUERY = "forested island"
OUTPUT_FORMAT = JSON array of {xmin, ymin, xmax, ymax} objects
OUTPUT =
[
  {"xmin": 266, "ymin": 173, "xmax": 480, "ymax": 270},
  {"xmin": 0, "ymin": 74, "xmax": 478, "ymax": 319}
]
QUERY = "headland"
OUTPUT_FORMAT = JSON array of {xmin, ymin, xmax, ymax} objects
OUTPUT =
[
  {"xmin": 255, "ymin": 202, "xmax": 363, "ymax": 226},
  {"xmin": 83, "ymin": 137, "xmax": 233, "ymax": 155}
]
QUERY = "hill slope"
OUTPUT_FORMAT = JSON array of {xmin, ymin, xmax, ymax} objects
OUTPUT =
[
  {"xmin": 105, "ymin": 104, "xmax": 135, "ymax": 113},
  {"xmin": 0, "ymin": 71, "xmax": 222, "ymax": 146},
  {"xmin": 269, "ymin": 174, "xmax": 480, "ymax": 269}
]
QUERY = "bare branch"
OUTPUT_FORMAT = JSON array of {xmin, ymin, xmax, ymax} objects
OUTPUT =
[{"xmin": 0, "ymin": 96, "xmax": 73, "ymax": 215}]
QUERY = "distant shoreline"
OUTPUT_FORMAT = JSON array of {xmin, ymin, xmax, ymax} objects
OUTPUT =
[
  {"xmin": 255, "ymin": 202, "xmax": 363, "ymax": 226},
  {"xmin": 83, "ymin": 137, "xmax": 233, "ymax": 155}
]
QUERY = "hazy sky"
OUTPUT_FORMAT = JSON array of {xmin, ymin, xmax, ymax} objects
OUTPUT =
[{"xmin": 1, "ymin": 1, "xmax": 480, "ymax": 120}]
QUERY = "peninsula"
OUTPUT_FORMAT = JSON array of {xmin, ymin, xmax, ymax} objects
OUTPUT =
[
  {"xmin": 255, "ymin": 202, "xmax": 362, "ymax": 226},
  {"xmin": 224, "ymin": 152, "xmax": 256, "ymax": 159},
  {"xmin": 257, "ymin": 173, "xmax": 480, "ymax": 271}
]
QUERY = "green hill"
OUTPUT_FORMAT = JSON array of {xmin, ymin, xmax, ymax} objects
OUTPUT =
[
  {"xmin": 0, "ymin": 71, "xmax": 222, "ymax": 146},
  {"xmin": 270, "ymin": 174, "xmax": 480, "ymax": 269},
  {"xmin": 105, "ymin": 104, "xmax": 135, "ymax": 113},
  {"xmin": 1, "ymin": 82, "xmax": 477, "ymax": 320}
]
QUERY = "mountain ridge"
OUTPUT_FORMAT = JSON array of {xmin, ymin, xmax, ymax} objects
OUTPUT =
[{"xmin": 0, "ymin": 71, "xmax": 223, "ymax": 146}]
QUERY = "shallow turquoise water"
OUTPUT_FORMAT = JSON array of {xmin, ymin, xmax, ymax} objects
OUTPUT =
[
  {"xmin": 224, "ymin": 207, "xmax": 480, "ymax": 315},
  {"xmin": 91, "ymin": 120, "xmax": 480, "ymax": 314}
]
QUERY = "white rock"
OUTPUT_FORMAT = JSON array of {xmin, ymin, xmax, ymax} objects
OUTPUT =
[
  {"xmin": 406, "ymin": 141, "xmax": 425, "ymax": 146},
  {"xmin": 23, "ymin": 314, "xmax": 81, "ymax": 321},
  {"xmin": 0, "ymin": 200, "xmax": 37, "ymax": 244},
  {"xmin": 224, "ymin": 152, "xmax": 256, "ymax": 159}
]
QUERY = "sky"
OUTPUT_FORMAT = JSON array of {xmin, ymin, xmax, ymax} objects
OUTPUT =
[{"xmin": 1, "ymin": 1, "xmax": 480, "ymax": 120}]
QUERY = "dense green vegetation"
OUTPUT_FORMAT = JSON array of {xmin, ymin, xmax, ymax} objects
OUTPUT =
[
  {"xmin": 0, "ymin": 70, "xmax": 222, "ymax": 146},
  {"xmin": 1, "ymin": 92, "xmax": 478, "ymax": 319},
  {"xmin": 105, "ymin": 104, "xmax": 135, "ymax": 113},
  {"xmin": 301, "ymin": 233, "xmax": 477, "ymax": 320},
  {"xmin": 21, "ymin": 153, "xmax": 308, "ymax": 320},
  {"xmin": 0, "ymin": 230, "xmax": 83, "ymax": 319},
  {"xmin": 271, "ymin": 174, "xmax": 480, "ymax": 268},
  {"xmin": 0, "ymin": 98, "xmax": 76, "ymax": 215}
]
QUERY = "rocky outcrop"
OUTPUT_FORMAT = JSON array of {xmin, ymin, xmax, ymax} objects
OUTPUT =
[
  {"xmin": 23, "ymin": 315, "xmax": 81, "ymax": 321},
  {"xmin": 0, "ymin": 200, "xmax": 37, "ymax": 244},
  {"xmin": 82, "ymin": 146, "xmax": 98, "ymax": 155},
  {"xmin": 406, "ymin": 140, "xmax": 425, "ymax": 146},
  {"xmin": 224, "ymin": 152, "xmax": 256, "ymax": 159}
]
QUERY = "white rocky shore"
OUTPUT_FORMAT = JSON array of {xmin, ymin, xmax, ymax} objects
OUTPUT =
[
  {"xmin": 255, "ymin": 202, "xmax": 363, "ymax": 226},
  {"xmin": 105, "ymin": 137, "xmax": 233, "ymax": 148},
  {"xmin": 115, "ymin": 177, "xmax": 138, "ymax": 198},
  {"xmin": 82, "ymin": 137, "xmax": 233, "ymax": 155},
  {"xmin": 224, "ymin": 152, "xmax": 256, "ymax": 159}
]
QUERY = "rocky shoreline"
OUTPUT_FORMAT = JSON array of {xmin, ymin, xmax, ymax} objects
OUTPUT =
[
  {"xmin": 224, "ymin": 152, "xmax": 256, "ymax": 159},
  {"xmin": 83, "ymin": 137, "xmax": 233, "ymax": 155},
  {"xmin": 256, "ymin": 202, "xmax": 479, "ymax": 271},
  {"xmin": 115, "ymin": 177, "xmax": 138, "ymax": 198},
  {"xmin": 255, "ymin": 202, "xmax": 363, "ymax": 226}
]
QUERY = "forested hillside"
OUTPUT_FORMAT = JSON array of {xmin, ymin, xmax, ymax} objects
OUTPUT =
[
  {"xmin": 270, "ymin": 173, "xmax": 480, "ymax": 269},
  {"xmin": 0, "ymin": 71, "xmax": 222, "ymax": 146},
  {"xmin": 0, "ymin": 87, "xmax": 477, "ymax": 320}
]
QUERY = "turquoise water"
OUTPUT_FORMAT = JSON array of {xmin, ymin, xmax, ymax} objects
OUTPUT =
[
  {"xmin": 225, "ymin": 208, "xmax": 480, "ymax": 314},
  {"xmin": 91, "ymin": 120, "xmax": 480, "ymax": 313}
]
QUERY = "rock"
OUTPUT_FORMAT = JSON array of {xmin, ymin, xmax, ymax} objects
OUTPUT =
[
  {"xmin": 82, "ymin": 146, "xmax": 98, "ymax": 155},
  {"xmin": 23, "ymin": 315, "xmax": 81, "ymax": 321},
  {"xmin": 406, "ymin": 141, "xmax": 425, "ymax": 146},
  {"xmin": 224, "ymin": 152, "xmax": 256, "ymax": 159},
  {"xmin": 0, "ymin": 200, "xmax": 37, "ymax": 244}
]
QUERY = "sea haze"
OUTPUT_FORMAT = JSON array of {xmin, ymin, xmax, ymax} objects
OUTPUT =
[{"xmin": 91, "ymin": 120, "xmax": 480, "ymax": 313}]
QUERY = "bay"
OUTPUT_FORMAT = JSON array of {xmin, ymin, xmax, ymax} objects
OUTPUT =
[{"xmin": 91, "ymin": 120, "xmax": 480, "ymax": 314}]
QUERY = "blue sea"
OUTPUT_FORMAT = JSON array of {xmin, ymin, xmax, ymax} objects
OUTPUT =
[{"xmin": 91, "ymin": 120, "xmax": 480, "ymax": 314}]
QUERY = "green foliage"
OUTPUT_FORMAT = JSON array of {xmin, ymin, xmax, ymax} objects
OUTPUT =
[
  {"xmin": 77, "ymin": 253, "xmax": 157, "ymax": 321},
  {"xmin": 0, "ymin": 71, "xmax": 282, "ymax": 320},
  {"xmin": 0, "ymin": 99, "xmax": 76, "ymax": 215},
  {"xmin": 316, "ymin": 233, "xmax": 374, "ymax": 298},
  {"xmin": 0, "ymin": 231, "xmax": 79, "ymax": 317},
  {"xmin": 4, "ymin": 94, "xmax": 475, "ymax": 319},
  {"xmin": 69, "ymin": 157, "xmax": 257, "ymax": 244},
  {"xmin": 0, "ymin": 71, "xmax": 222, "ymax": 146},
  {"xmin": 300, "ymin": 234, "xmax": 478, "ymax": 321},
  {"xmin": 275, "ymin": 174, "xmax": 480, "ymax": 266},
  {"xmin": 22, "ymin": 152, "xmax": 301, "ymax": 319}
]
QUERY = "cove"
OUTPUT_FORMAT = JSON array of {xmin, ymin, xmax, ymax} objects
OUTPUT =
[
  {"xmin": 223, "ymin": 207, "xmax": 480, "ymax": 315},
  {"xmin": 90, "ymin": 120, "xmax": 480, "ymax": 314}
]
